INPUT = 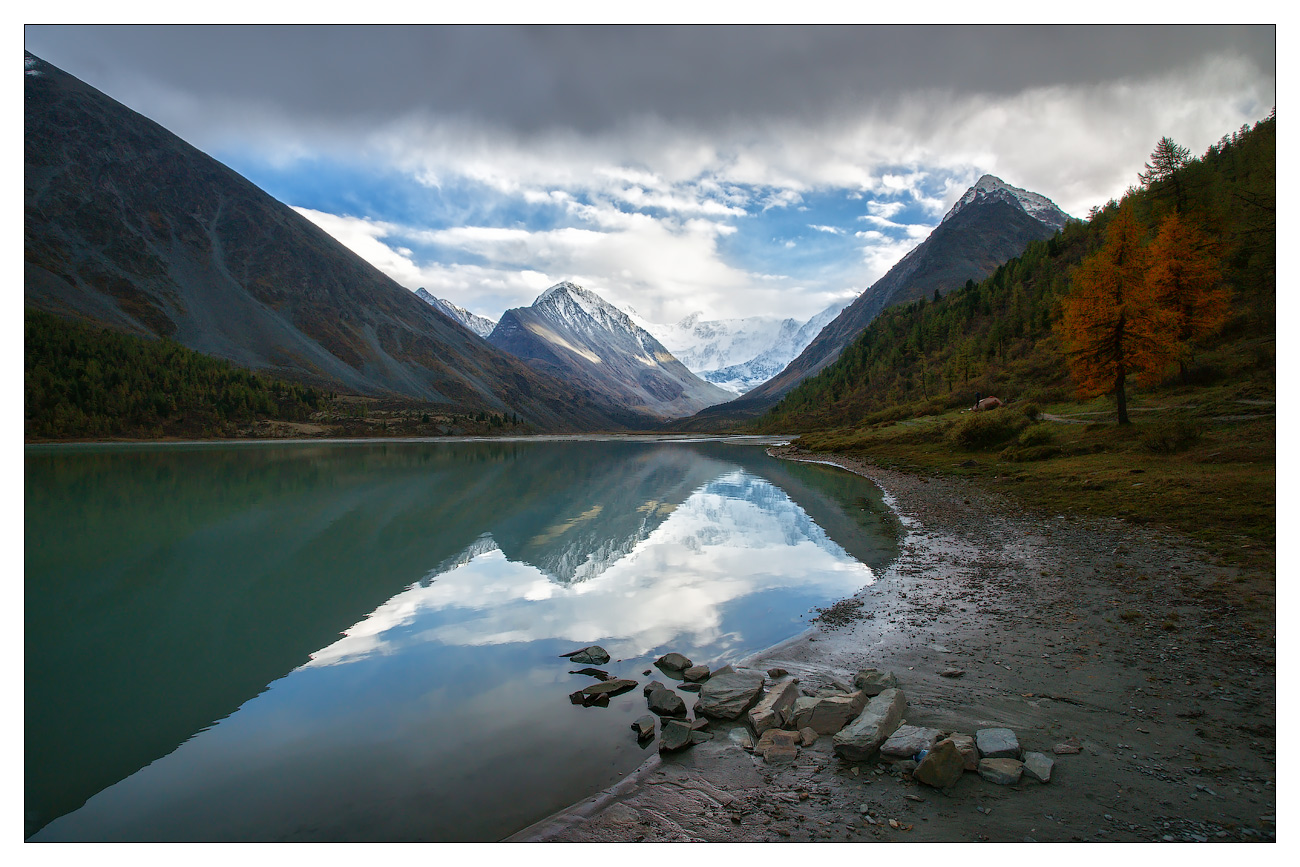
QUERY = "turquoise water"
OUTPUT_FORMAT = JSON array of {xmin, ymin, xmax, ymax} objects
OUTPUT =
[{"xmin": 25, "ymin": 438, "xmax": 899, "ymax": 841}]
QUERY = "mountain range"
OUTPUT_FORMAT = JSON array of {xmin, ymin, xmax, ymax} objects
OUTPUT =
[
  {"xmin": 415, "ymin": 289, "xmax": 497, "ymax": 338},
  {"xmin": 23, "ymin": 51, "xmax": 641, "ymax": 431},
  {"xmin": 486, "ymin": 282, "xmax": 732, "ymax": 420},
  {"xmin": 677, "ymin": 175, "xmax": 1072, "ymax": 427}
]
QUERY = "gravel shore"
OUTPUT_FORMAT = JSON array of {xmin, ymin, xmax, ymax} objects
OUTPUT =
[{"xmin": 511, "ymin": 444, "xmax": 1275, "ymax": 843}]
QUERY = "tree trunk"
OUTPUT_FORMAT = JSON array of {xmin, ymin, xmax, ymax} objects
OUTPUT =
[{"xmin": 1114, "ymin": 368, "xmax": 1130, "ymax": 424}]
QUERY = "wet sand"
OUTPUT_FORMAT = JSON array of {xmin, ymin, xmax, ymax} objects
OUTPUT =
[{"xmin": 510, "ymin": 445, "xmax": 1276, "ymax": 843}]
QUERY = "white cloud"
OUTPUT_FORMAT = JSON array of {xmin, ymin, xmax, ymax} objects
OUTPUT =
[{"xmin": 808, "ymin": 224, "xmax": 845, "ymax": 235}]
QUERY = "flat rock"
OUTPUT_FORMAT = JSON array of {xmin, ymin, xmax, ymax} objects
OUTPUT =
[
  {"xmin": 677, "ymin": 682, "xmax": 701, "ymax": 692},
  {"xmin": 852, "ymin": 668, "xmax": 899, "ymax": 696},
  {"xmin": 581, "ymin": 678, "xmax": 637, "ymax": 698},
  {"xmin": 561, "ymin": 646, "xmax": 610, "ymax": 665},
  {"xmin": 939, "ymin": 668, "xmax": 965, "ymax": 678},
  {"xmin": 647, "ymin": 688, "xmax": 687, "ymax": 717},
  {"xmin": 570, "ymin": 667, "xmax": 611, "ymax": 680},
  {"xmin": 690, "ymin": 731, "xmax": 714, "ymax": 744},
  {"xmin": 698, "ymin": 666, "xmax": 766, "ymax": 720},
  {"xmin": 756, "ymin": 729, "xmax": 801, "ymax": 751},
  {"xmin": 975, "ymin": 727, "xmax": 1021, "ymax": 760},
  {"xmin": 1053, "ymin": 742, "xmax": 1082, "ymax": 755},
  {"xmin": 747, "ymin": 677, "xmax": 801, "ymax": 735},
  {"xmin": 683, "ymin": 664, "xmax": 711, "ymax": 682},
  {"xmin": 1022, "ymin": 752, "xmax": 1054, "ymax": 783},
  {"xmin": 689, "ymin": 718, "xmax": 710, "ymax": 731},
  {"xmin": 788, "ymin": 691, "xmax": 866, "ymax": 735},
  {"xmin": 977, "ymin": 758, "xmax": 1024, "ymax": 785},
  {"xmin": 763, "ymin": 744, "xmax": 798, "ymax": 764},
  {"xmin": 914, "ymin": 738, "xmax": 966, "ymax": 789},
  {"xmin": 879, "ymin": 725, "xmax": 942, "ymax": 759},
  {"xmin": 659, "ymin": 719, "xmax": 694, "ymax": 752},
  {"xmin": 631, "ymin": 715, "xmax": 656, "ymax": 739},
  {"xmin": 656, "ymin": 652, "xmax": 693, "ymax": 672},
  {"xmin": 947, "ymin": 733, "xmax": 979, "ymax": 770},
  {"xmin": 833, "ymin": 688, "xmax": 907, "ymax": 762}
]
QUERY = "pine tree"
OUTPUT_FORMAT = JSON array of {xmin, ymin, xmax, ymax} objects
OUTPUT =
[
  {"xmin": 1056, "ymin": 205, "xmax": 1178, "ymax": 423},
  {"xmin": 1138, "ymin": 136, "xmax": 1192, "ymax": 210},
  {"xmin": 1144, "ymin": 211, "xmax": 1228, "ymax": 381}
]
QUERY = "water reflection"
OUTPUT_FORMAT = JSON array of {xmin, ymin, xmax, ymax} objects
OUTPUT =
[{"xmin": 27, "ymin": 439, "xmax": 898, "ymax": 841}]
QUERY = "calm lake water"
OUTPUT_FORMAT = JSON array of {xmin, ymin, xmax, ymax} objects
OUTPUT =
[{"xmin": 26, "ymin": 437, "xmax": 899, "ymax": 841}]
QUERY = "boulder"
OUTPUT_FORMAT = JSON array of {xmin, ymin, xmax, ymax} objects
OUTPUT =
[
  {"xmin": 1022, "ymin": 752, "xmax": 1054, "ymax": 783},
  {"xmin": 852, "ymin": 668, "xmax": 899, "ymax": 696},
  {"xmin": 683, "ymin": 664, "xmax": 711, "ymax": 682},
  {"xmin": 660, "ymin": 719, "xmax": 694, "ymax": 752},
  {"xmin": 581, "ymin": 678, "xmax": 637, "ymax": 698},
  {"xmin": 656, "ymin": 652, "xmax": 693, "ymax": 673},
  {"xmin": 833, "ymin": 688, "xmax": 907, "ymax": 761},
  {"xmin": 767, "ymin": 667, "xmax": 789, "ymax": 679},
  {"xmin": 788, "ymin": 691, "xmax": 867, "ymax": 735},
  {"xmin": 746, "ymin": 677, "xmax": 801, "ymax": 735},
  {"xmin": 879, "ymin": 725, "xmax": 942, "ymax": 759},
  {"xmin": 698, "ymin": 666, "xmax": 766, "ymax": 719},
  {"xmin": 975, "ymin": 728, "xmax": 1021, "ymax": 760},
  {"xmin": 947, "ymin": 733, "xmax": 979, "ymax": 770},
  {"xmin": 561, "ymin": 646, "xmax": 610, "ymax": 665},
  {"xmin": 631, "ymin": 715, "xmax": 656, "ymax": 740},
  {"xmin": 647, "ymin": 688, "xmax": 687, "ymax": 718},
  {"xmin": 913, "ymin": 738, "xmax": 966, "ymax": 789},
  {"xmin": 643, "ymin": 680, "xmax": 666, "ymax": 696},
  {"xmin": 977, "ymin": 758, "xmax": 1024, "ymax": 785}
]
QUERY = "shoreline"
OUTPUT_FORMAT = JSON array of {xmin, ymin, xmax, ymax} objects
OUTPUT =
[{"xmin": 510, "ymin": 444, "xmax": 1276, "ymax": 842}]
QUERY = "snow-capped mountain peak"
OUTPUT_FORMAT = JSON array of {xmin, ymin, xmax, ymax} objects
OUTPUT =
[
  {"xmin": 415, "ymin": 288, "xmax": 497, "ymax": 338},
  {"xmin": 941, "ymin": 174, "xmax": 1070, "ymax": 230}
]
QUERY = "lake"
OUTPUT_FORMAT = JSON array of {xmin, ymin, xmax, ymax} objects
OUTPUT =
[{"xmin": 25, "ymin": 436, "xmax": 900, "ymax": 841}]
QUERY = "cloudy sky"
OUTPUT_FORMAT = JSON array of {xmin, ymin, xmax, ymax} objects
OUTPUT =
[{"xmin": 24, "ymin": 24, "xmax": 1276, "ymax": 325}]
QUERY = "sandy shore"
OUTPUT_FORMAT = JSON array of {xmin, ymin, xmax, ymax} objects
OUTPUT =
[{"xmin": 510, "ymin": 445, "xmax": 1276, "ymax": 843}]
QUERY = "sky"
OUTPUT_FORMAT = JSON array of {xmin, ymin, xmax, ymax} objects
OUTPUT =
[{"xmin": 22, "ymin": 22, "xmax": 1277, "ymax": 326}]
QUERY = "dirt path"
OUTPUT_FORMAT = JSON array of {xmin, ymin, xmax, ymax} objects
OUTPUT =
[{"xmin": 510, "ymin": 446, "xmax": 1276, "ymax": 843}]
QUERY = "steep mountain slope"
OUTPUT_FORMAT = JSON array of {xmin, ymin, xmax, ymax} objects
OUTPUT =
[
  {"xmin": 415, "ymin": 289, "xmax": 497, "ymax": 338},
  {"xmin": 23, "ymin": 52, "xmax": 635, "ymax": 431},
  {"xmin": 678, "ymin": 175, "xmax": 1070, "ymax": 427},
  {"xmin": 699, "ymin": 302, "xmax": 845, "ymax": 394},
  {"xmin": 487, "ymin": 282, "xmax": 733, "ymax": 420}
]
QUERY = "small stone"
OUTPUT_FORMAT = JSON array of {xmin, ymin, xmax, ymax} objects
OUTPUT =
[
  {"xmin": 852, "ymin": 668, "xmax": 899, "ymax": 695},
  {"xmin": 788, "ymin": 691, "xmax": 867, "ymax": 734},
  {"xmin": 647, "ymin": 688, "xmax": 687, "ymax": 717},
  {"xmin": 660, "ymin": 719, "xmax": 694, "ymax": 752},
  {"xmin": 690, "ymin": 731, "xmax": 714, "ymax": 743},
  {"xmin": 939, "ymin": 668, "xmax": 965, "ymax": 678},
  {"xmin": 977, "ymin": 758, "xmax": 1024, "ymax": 785},
  {"xmin": 1053, "ymin": 742, "xmax": 1082, "ymax": 755},
  {"xmin": 756, "ymin": 729, "xmax": 801, "ymax": 751},
  {"xmin": 683, "ymin": 664, "xmax": 711, "ymax": 682},
  {"xmin": 689, "ymin": 717, "xmax": 710, "ymax": 731},
  {"xmin": 833, "ymin": 688, "xmax": 907, "ymax": 762},
  {"xmin": 914, "ymin": 738, "xmax": 966, "ymax": 789},
  {"xmin": 880, "ymin": 725, "xmax": 942, "ymax": 759},
  {"xmin": 947, "ymin": 733, "xmax": 979, "ymax": 770},
  {"xmin": 895, "ymin": 759, "xmax": 918, "ymax": 776},
  {"xmin": 799, "ymin": 727, "xmax": 819, "ymax": 747},
  {"xmin": 975, "ymin": 727, "xmax": 1021, "ymax": 760},
  {"xmin": 768, "ymin": 667, "xmax": 789, "ymax": 679},
  {"xmin": 581, "ymin": 678, "xmax": 637, "ymax": 698},
  {"xmin": 631, "ymin": 715, "xmax": 656, "ymax": 739},
  {"xmin": 561, "ymin": 645, "xmax": 610, "ymax": 665},
  {"xmin": 763, "ymin": 744, "xmax": 799, "ymax": 764},
  {"xmin": 747, "ymin": 677, "xmax": 801, "ymax": 735},
  {"xmin": 1022, "ymin": 752, "xmax": 1054, "ymax": 783},
  {"xmin": 643, "ymin": 680, "xmax": 666, "ymax": 696},
  {"xmin": 698, "ymin": 666, "xmax": 767, "ymax": 719},
  {"xmin": 678, "ymin": 682, "xmax": 702, "ymax": 692},
  {"xmin": 656, "ymin": 652, "xmax": 693, "ymax": 673}
]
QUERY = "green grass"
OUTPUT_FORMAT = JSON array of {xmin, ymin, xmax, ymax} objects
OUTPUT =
[{"xmin": 793, "ymin": 387, "xmax": 1274, "ymax": 573}]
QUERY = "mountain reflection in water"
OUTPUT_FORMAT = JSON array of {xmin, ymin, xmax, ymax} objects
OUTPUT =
[{"xmin": 26, "ymin": 438, "xmax": 899, "ymax": 841}]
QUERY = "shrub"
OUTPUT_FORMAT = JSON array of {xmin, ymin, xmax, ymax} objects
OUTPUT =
[
  {"xmin": 1018, "ymin": 402, "xmax": 1041, "ymax": 421},
  {"xmin": 947, "ymin": 410, "xmax": 1030, "ymax": 450},
  {"xmin": 1140, "ymin": 415, "xmax": 1203, "ymax": 454},
  {"xmin": 1018, "ymin": 422, "xmax": 1055, "ymax": 446}
]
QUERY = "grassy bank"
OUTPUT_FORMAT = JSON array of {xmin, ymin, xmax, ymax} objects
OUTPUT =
[{"xmin": 792, "ymin": 385, "xmax": 1274, "ymax": 574}]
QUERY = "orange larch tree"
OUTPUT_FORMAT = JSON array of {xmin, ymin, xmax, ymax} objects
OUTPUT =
[
  {"xmin": 1144, "ymin": 210, "xmax": 1228, "ymax": 381},
  {"xmin": 1057, "ymin": 205, "xmax": 1179, "ymax": 424}
]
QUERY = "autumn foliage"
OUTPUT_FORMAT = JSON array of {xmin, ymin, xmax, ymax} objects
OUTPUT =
[{"xmin": 1057, "ymin": 203, "xmax": 1227, "ymax": 423}]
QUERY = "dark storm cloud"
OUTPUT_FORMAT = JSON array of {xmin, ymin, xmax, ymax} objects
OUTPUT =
[{"xmin": 23, "ymin": 24, "xmax": 1275, "ymax": 134}]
